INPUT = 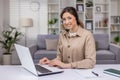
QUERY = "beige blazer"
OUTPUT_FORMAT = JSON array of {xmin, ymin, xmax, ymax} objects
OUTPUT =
[{"xmin": 56, "ymin": 27, "xmax": 96, "ymax": 69}]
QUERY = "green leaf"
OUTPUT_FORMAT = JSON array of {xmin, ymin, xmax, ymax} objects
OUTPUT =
[
  {"xmin": 0, "ymin": 26, "xmax": 23, "ymax": 53},
  {"xmin": 48, "ymin": 18, "xmax": 58, "ymax": 25}
]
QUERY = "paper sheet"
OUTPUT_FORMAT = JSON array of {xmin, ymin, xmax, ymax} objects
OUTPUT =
[
  {"xmin": 74, "ymin": 69, "xmax": 120, "ymax": 80},
  {"xmin": 74, "ymin": 69, "xmax": 98, "ymax": 78}
]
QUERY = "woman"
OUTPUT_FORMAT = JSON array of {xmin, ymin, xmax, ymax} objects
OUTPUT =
[{"xmin": 39, "ymin": 7, "xmax": 96, "ymax": 69}]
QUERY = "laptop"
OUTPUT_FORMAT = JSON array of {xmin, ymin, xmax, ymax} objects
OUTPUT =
[{"xmin": 14, "ymin": 44, "xmax": 63, "ymax": 76}]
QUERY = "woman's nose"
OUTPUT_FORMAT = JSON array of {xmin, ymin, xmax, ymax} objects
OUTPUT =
[{"xmin": 65, "ymin": 19, "xmax": 69, "ymax": 24}]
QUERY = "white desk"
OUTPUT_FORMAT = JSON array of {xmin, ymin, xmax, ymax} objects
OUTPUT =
[{"xmin": 0, "ymin": 64, "xmax": 120, "ymax": 80}]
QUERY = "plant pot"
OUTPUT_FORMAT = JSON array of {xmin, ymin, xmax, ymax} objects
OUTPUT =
[{"xmin": 3, "ymin": 54, "xmax": 11, "ymax": 65}]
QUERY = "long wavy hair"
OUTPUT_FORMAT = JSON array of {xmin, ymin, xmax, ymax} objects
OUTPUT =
[{"xmin": 60, "ymin": 7, "xmax": 84, "ymax": 28}]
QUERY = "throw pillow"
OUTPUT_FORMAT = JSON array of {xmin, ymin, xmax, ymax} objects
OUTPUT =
[{"xmin": 45, "ymin": 39, "xmax": 58, "ymax": 50}]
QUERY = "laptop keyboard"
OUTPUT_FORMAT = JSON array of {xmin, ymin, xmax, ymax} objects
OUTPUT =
[{"xmin": 35, "ymin": 65, "xmax": 52, "ymax": 73}]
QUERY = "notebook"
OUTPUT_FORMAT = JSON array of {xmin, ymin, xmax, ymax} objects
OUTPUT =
[
  {"xmin": 14, "ymin": 44, "xmax": 63, "ymax": 76},
  {"xmin": 103, "ymin": 68, "xmax": 120, "ymax": 77}
]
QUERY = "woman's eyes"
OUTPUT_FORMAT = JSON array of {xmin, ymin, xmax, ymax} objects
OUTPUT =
[
  {"xmin": 62, "ymin": 17, "xmax": 72, "ymax": 22},
  {"xmin": 68, "ymin": 17, "xmax": 72, "ymax": 20}
]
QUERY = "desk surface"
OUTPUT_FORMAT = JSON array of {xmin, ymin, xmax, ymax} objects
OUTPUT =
[{"xmin": 0, "ymin": 64, "xmax": 120, "ymax": 80}]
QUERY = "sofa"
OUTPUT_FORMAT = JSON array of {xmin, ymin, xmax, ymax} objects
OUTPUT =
[{"xmin": 29, "ymin": 34, "xmax": 120, "ymax": 64}]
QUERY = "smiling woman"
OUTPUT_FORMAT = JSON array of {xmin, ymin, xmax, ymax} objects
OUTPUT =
[{"xmin": 39, "ymin": 7, "xmax": 96, "ymax": 69}]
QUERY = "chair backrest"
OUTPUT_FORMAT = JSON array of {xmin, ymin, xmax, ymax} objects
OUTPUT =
[
  {"xmin": 37, "ymin": 34, "xmax": 59, "ymax": 49},
  {"xmin": 94, "ymin": 34, "xmax": 109, "ymax": 50}
]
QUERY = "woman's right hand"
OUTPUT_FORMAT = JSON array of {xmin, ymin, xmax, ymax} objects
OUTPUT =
[{"xmin": 39, "ymin": 57, "xmax": 50, "ymax": 65}]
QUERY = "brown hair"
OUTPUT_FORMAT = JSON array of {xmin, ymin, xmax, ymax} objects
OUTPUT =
[{"xmin": 60, "ymin": 7, "xmax": 84, "ymax": 28}]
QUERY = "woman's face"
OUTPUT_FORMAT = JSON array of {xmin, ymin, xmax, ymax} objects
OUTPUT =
[{"xmin": 62, "ymin": 12, "xmax": 77, "ymax": 30}]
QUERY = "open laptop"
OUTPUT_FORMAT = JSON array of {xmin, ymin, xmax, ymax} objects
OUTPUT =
[{"xmin": 14, "ymin": 44, "xmax": 63, "ymax": 76}]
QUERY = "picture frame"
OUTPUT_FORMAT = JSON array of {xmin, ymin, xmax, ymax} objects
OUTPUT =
[
  {"xmin": 86, "ymin": 21, "xmax": 93, "ymax": 30},
  {"xmin": 85, "ymin": 13, "xmax": 92, "ymax": 19},
  {"xmin": 85, "ymin": 13, "xmax": 89, "ymax": 19},
  {"xmin": 111, "ymin": 25, "xmax": 116, "ymax": 31},
  {"xmin": 76, "ymin": 4, "xmax": 84, "ymax": 12},
  {"xmin": 96, "ymin": 6, "xmax": 101, "ymax": 12}
]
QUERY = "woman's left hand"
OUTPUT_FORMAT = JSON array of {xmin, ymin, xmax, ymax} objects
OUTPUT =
[{"xmin": 48, "ymin": 59, "xmax": 71, "ymax": 69}]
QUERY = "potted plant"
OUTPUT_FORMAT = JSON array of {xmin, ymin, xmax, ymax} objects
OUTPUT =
[
  {"xmin": 0, "ymin": 26, "xmax": 22, "ymax": 65},
  {"xmin": 48, "ymin": 18, "xmax": 58, "ymax": 35},
  {"xmin": 114, "ymin": 36, "xmax": 120, "ymax": 45},
  {"xmin": 86, "ymin": 1, "xmax": 93, "ymax": 7}
]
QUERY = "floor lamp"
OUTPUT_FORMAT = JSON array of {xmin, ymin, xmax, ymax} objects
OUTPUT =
[{"xmin": 21, "ymin": 18, "xmax": 33, "ymax": 46}]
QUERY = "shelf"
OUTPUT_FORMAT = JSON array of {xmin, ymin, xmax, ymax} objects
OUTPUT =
[
  {"xmin": 111, "ymin": 15, "xmax": 120, "ymax": 17},
  {"xmin": 95, "ymin": 27, "xmax": 108, "ymax": 29},
  {"xmin": 75, "ymin": 0, "xmax": 119, "ymax": 43},
  {"xmin": 77, "ymin": 11, "xmax": 84, "ymax": 14},
  {"xmin": 48, "ymin": 0, "xmax": 60, "ymax": 35},
  {"xmin": 85, "ymin": 19, "xmax": 93, "ymax": 21},
  {"xmin": 48, "ymin": 11, "xmax": 59, "ymax": 13},
  {"xmin": 76, "ymin": 2, "xmax": 84, "ymax": 5},
  {"xmin": 111, "ymin": 23, "xmax": 120, "ymax": 25},
  {"xmin": 48, "ymin": 27, "xmax": 59, "ymax": 29},
  {"xmin": 48, "ymin": 3, "xmax": 59, "ymax": 5},
  {"xmin": 111, "ymin": 30, "xmax": 120, "ymax": 32},
  {"xmin": 95, "ymin": 11, "xmax": 109, "ymax": 14},
  {"xmin": 85, "ymin": 7, "xmax": 93, "ymax": 9},
  {"xmin": 95, "ymin": 3, "xmax": 109, "ymax": 5}
]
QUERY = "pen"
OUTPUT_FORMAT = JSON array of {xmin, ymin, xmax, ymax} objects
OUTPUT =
[{"xmin": 92, "ymin": 71, "xmax": 99, "ymax": 76}]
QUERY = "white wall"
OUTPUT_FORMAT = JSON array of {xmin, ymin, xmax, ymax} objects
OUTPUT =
[
  {"xmin": 0, "ymin": 0, "xmax": 9, "ymax": 64},
  {"xmin": 9, "ymin": 0, "xmax": 48, "ymax": 64},
  {"xmin": 39, "ymin": 0, "xmax": 48, "ymax": 34},
  {"xmin": 10, "ymin": 0, "xmax": 48, "ymax": 47},
  {"xmin": 60, "ymin": 0, "xmax": 76, "ymax": 8},
  {"xmin": 0, "ymin": 0, "xmax": 48, "ymax": 64},
  {"xmin": 0, "ymin": 0, "xmax": 9, "ymax": 33},
  {"xmin": 0, "ymin": 0, "xmax": 4, "ymax": 64},
  {"xmin": 0, "ymin": 0, "xmax": 3, "ymax": 31}
]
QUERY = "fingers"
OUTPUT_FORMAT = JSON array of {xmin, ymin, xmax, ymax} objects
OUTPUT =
[
  {"xmin": 39, "ymin": 58, "xmax": 63, "ymax": 68},
  {"xmin": 48, "ymin": 60, "xmax": 59, "ymax": 67},
  {"xmin": 39, "ymin": 57, "xmax": 50, "ymax": 65},
  {"xmin": 48, "ymin": 60, "xmax": 65, "ymax": 68},
  {"xmin": 49, "ymin": 63, "xmax": 57, "ymax": 67}
]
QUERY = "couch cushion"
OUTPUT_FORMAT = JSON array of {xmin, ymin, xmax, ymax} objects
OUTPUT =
[
  {"xmin": 94, "ymin": 34, "xmax": 109, "ymax": 50},
  {"xmin": 96, "ymin": 50, "xmax": 116, "ymax": 60},
  {"xmin": 34, "ymin": 50, "xmax": 57, "ymax": 59},
  {"xmin": 45, "ymin": 39, "xmax": 58, "ymax": 50},
  {"xmin": 37, "ymin": 34, "xmax": 59, "ymax": 49}
]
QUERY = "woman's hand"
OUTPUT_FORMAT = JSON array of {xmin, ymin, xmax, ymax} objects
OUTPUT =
[
  {"xmin": 39, "ymin": 57, "xmax": 50, "ymax": 65},
  {"xmin": 49, "ymin": 59, "xmax": 71, "ymax": 69}
]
